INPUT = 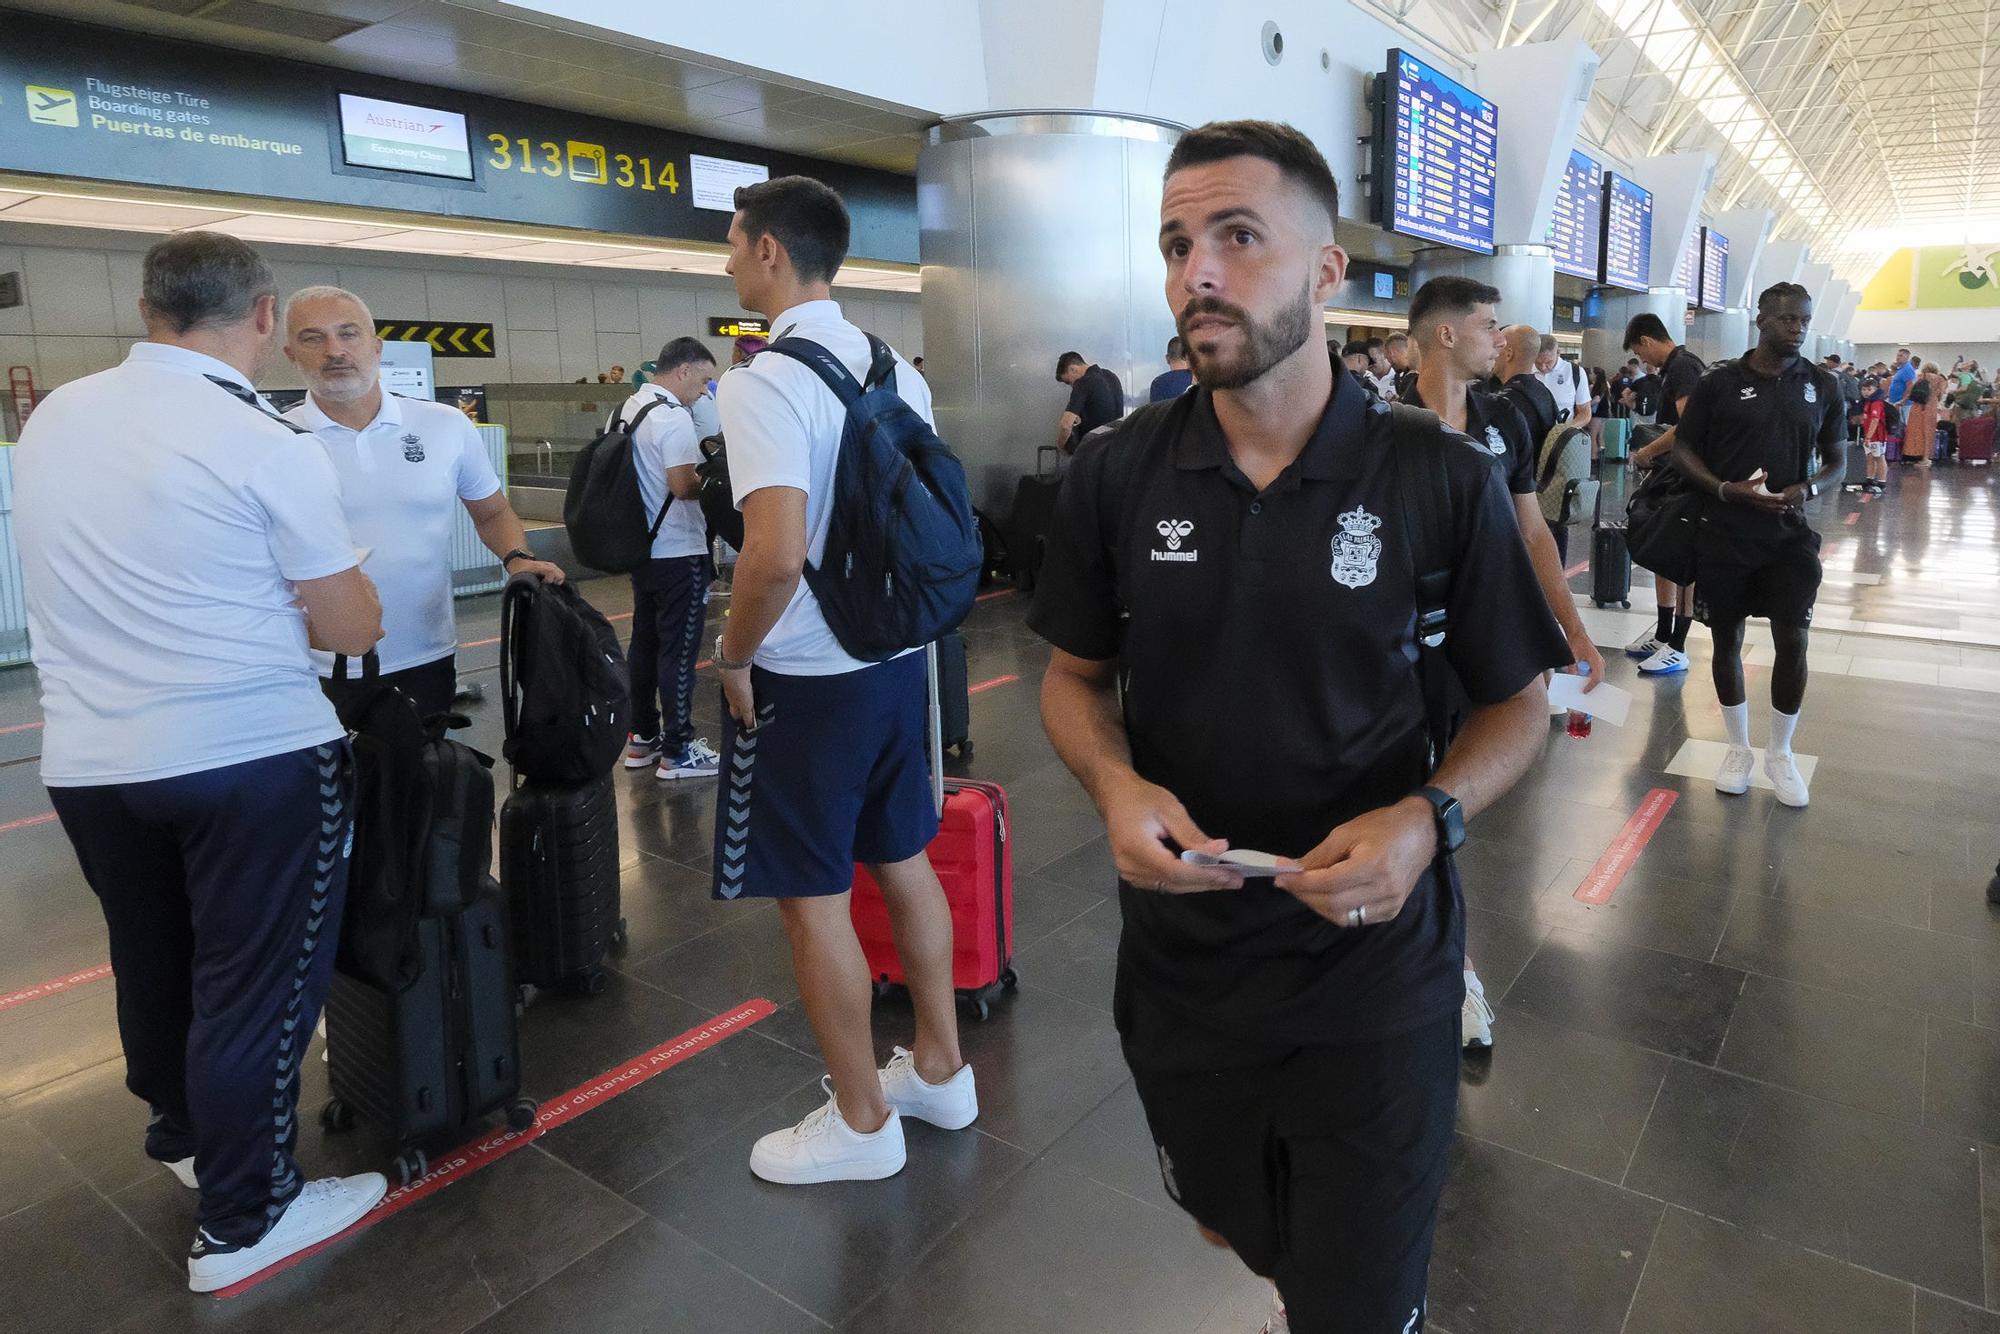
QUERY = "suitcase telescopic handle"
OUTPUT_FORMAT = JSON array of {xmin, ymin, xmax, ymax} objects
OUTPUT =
[{"xmin": 925, "ymin": 642, "xmax": 945, "ymax": 819}]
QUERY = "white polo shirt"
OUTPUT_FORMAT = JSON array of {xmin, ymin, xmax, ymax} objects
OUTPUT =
[
  {"xmin": 286, "ymin": 388, "xmax": 502, "ymax": 673},
  {"xmin": 16, "ymin": 343, "xmax": 355, "ymax": 785},
  {"xmin": 1536, "ymin": 358, "xmax": 1591, "ymax": 422},
  {"xmin": 716, "ymin": 298, "xmax": 934, "ymax": 676},
  {"xmin": 613, "ymin": 385, "xmax": 708, "ymax": 561}
]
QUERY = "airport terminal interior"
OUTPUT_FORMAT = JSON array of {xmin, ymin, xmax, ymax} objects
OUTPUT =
[{"xmin": 2, "ymin": 0, "xmax": 2000, "ymax": 1331}]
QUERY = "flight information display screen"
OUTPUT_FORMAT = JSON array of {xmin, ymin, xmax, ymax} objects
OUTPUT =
[
  {"xmin": 337, "ymin": 92, "xmax": 472, "ymax": 180},
  {"xmin": 1674, "ymin": 225, "xmax": 1698, "ymax": 295},
  {"xmin": 1378, "ymin": 50, "xmax": 1498, "ymax": 253},
  {"xmin": 1547, "ymin": 148, "xmax": 1602, "ymax": 280},
  {"xmin": 1599, "ymin": 170, "xmax": 1653, "ymax": 290},
  {"xmin": 1700, "ymin": 228, "xmax": 1729, "ymax": 310}
]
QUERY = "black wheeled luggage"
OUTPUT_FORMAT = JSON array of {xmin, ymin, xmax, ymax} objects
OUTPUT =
[
  {"xmin": 1008, "ymin": 446, "xmax": 1065, "ymax": 593},
  {"xmin": 499, "ymin": 775, "xmax": 624, "ymax": 995},
  {"xmin": 1590, "ymin": 464, "xmax": 1633, "ymax": 609},
  {"xmin": 323, "ymin": 723, "xmax": 536, "ymax": 1186},
  {"xmin": 937, "ymin": 631, "xmax": 972, "ymax": 760}
]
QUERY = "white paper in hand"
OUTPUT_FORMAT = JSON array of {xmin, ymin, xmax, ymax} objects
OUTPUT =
[
  {"xmin": 1180, "ymin": 848, "xmax": 1304, "ymax": 878},
  {"xmin": 1548, "ymin": 672, "xmax": 1632, "ymax": 725}
]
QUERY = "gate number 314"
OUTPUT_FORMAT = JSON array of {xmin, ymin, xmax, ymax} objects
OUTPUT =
[{"xmin": 486, "ymin": 134, "xmax": 680, "ymax": 193}]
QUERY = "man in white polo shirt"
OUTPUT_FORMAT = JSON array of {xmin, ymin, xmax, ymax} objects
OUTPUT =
[
  {"xmin": 282, "ymin": 286, "xmax": 563, "ymax": 717},
  {"xmin": 1534, "ymin": 333, "xmax": 1592, "ymax": 429},
  {"xmin": 16, "ymin": 232, "xmax": 388, "ymax": 1292},
  {"xmin": 615, "ymin": 335, "xmax": 723, "ymax": 780}
]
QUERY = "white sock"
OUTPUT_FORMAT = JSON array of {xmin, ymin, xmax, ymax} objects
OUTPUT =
[
  {"xmin": 1769, "ymin": 708, "xmax": 1800, "ymax": 757},
  {"xmin": 1721, "ymin": 701, "xmax": 1752, "ymax": 748}
]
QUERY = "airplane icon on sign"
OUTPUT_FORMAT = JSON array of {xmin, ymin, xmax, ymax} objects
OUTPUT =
[{"xmin": 25, "ymin": 85, "xmax": 78, "ymax": 127}]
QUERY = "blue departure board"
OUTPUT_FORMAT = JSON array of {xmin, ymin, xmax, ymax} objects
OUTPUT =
[
  {"xmin": 1547, "ymin": 148, "xmax": 1601, "ymax": 280},
  {"xmin": 1378, "ymin": 50, "xmax": 1498, "ymax": 254},
  {"xmin": 1599, "ymin": 171, "xmax": 1653, "ymax": 290},
  {"xmin": 1674, "ymin": 225, "xmax": 1698, "ymax": 295},
  {"xmin": 1700, "ymin": 228, "xmax": 1729, "ymax": 310}
]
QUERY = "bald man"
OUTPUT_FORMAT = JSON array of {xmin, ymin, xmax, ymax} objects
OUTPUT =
[{"xmin": 1491, "ymin": 325, "xmax": 1560, "ymax": 448}]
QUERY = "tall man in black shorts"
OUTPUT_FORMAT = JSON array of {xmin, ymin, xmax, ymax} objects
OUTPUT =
[
  {"xmin": 1028, "ymin": 119, "xmax": 1570, "ymax": 1334},
  {"xmin": 1669, "ymin": 282, "xmax": 1846, "ymax": 807}
]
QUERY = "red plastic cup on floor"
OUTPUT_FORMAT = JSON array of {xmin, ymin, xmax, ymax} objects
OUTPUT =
[{"xmin": 1566, "ymin": 710, "xmax": 1592, "ymax": 739}]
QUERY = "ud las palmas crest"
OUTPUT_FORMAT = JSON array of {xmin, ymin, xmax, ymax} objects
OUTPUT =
[
  {"xmin": 1331, "ymin": 506, "xmax": 1383, "ymax": 588},
  {"xmin": 401, "ymin": 432, "xmax": 425, "ymax": 462}
]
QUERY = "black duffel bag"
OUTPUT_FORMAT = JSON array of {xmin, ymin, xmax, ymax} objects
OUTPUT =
[{"xmin": 1625, "ymin": 457, "xmax": 1704, "ymax": 585}]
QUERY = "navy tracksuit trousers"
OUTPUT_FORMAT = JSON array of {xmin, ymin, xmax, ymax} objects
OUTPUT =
[{"xmin": 49, "ymin": 741, "xmax": 354, "ymax": 1249}]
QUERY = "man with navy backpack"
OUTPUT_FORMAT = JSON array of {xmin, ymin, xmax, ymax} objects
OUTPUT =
[
  {"xmin": 712, "ymin": 175, "xmax": 978, "ymax": 1185},
  {"xmin": 614, "ymin": 335, "xmax": 723, "ymax": 781}
]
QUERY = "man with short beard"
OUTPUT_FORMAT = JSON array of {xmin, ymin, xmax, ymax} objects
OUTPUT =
[
  {"xmin": 283, "ymin": 286, "xmax": 562, "ymax": 717},
  {"xmin": 1029, "ymin": 119, "xmax": 1569, "ymax": 1334}
]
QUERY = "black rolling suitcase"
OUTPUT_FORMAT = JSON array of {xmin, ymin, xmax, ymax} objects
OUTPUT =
[
  {"xmin": 1008, "ymin": 446, "xmax": 1065, "ymax": 592},
  {"xmin": 937, "ymin": 631, "xmax": 972, "ymax": 760},
  {"xmin": 499, "ymin": 775, "xmax": 624, "ymax": 995},
  {"xmin": 323, "ymin": 696, "xmax": 535, "ymax": 1186},
  {"xmin": 1590, "ymin": 463, "xmax": 1633, "ymax": 609}
]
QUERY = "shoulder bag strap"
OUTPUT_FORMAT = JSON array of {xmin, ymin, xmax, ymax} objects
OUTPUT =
[
  {"xmin": 624, "ymin": 395, "xmax": 675, "ymax": 538},
  {"xmin": 1386, "ymin": 403, "xmax": 1457, "ymax": 776}
]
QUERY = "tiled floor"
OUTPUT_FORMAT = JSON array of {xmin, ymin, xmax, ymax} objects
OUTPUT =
[{"xmin": 2, "ymin": 462, "xmax": 1998, "ymax": 1333}]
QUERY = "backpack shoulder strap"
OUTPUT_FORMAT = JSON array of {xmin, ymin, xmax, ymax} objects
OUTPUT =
[
  {"xmin": 618, "ymin": 394, "xmax": 668, "ymax": 436},
  {"xmin": 764, "ymin": 337, "xmax": 865, "ymax": 408},
  {"xmin": 620, "ymin": 394, "xmax": 675, "ymax": 537},
  {"xmin": 861, "ymin": 333, "xmax": 898, "ymax": 393},
  {"xmin": 1538, "ymin": 424, "xmax": 1582, "ymax": 490},
  {"xmin": 1386, "ymin": 402, "xmax": 1457, "ymax": 774}
]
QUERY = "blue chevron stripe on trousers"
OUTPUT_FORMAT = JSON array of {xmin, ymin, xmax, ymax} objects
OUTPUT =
[
  {"xmin": 628, "ymin": 554, "xmax": 712, "ymax": 747},
  {"xmin": 49, "ymin": 740, "xmax": 355, "ymax": 1249}
]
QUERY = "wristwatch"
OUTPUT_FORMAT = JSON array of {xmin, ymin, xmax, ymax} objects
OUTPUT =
[
  {"xmin": 714, "ymin": 633, "xmax": 754, "ymax": 672},
  {"xmin": 1804, "ymin": 480, "xmax": 1820, "ymax": 500},
  {"xmin": 500, "ymin": 548, "xmax": 534, "ymax": 568},
  {"xmin": 1414, "ymin": 786, "xmax": 1466, "ymax": 856}
]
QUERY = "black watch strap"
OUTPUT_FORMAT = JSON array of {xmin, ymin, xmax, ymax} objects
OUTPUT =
[
  {"xmin": 501, "ymin": 548, "xmax": 534, "ymax": 566},
  {"xmin": 1415, "ymin": 785, "xmax": 1466, "ymax": 855}
]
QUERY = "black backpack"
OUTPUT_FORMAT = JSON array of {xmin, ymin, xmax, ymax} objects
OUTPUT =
[
  {"xmin": 1910, "ymin": 377, "xmax": 1933, "ymax": 406},
  {"xmin": 499, "ymin": 573, "xmax": 629, "ymax": 784},
  {"xmin": 696, "ymin": 433, "xmax": 746, "ymax": 551},
  {"xmin": 563, "ymin": 397, "xmax": 674, "ymax": 573},
  {"xmin": 327, "ymin": 654, "xmax": 498, "ymax": 989}
]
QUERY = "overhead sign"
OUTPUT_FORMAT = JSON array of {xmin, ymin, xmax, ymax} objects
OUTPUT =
[
  {"xmin": 1700, "ymin": 228, "xmax": 1729, "ymax": 311},
  {"xmin": 1548, "ymin": 149, "xmax": 1602, "ymax": 281},
  {"xmin": 1374, "ymin": 49, "xmax": 1498, "ymax": 255},
  {"xmin": 375, "ymin": 321, "xmax": 494, "ymax": 356},
  {"xmin": 337, "ymin": 93, "xmax": 471, "ymax": 180},
  {"xmin": 705, "ymin": 317, "xmax": 770, "ymax": 338},
  {"xmin": 1599, "ymin": 171, "xmax": 1653, "ymax": 291},
  {"xmin": 0, "ymin": 12, "xmax": 917, "ymax": 263}
]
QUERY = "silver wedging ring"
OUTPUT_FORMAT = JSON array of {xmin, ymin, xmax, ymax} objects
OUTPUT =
[{"xmin": 1348, "ymin": 906, "xmax": 1366, "ymax": 928}]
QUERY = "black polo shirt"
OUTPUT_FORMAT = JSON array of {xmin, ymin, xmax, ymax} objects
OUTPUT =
[
  {"xmin": 1066, "ymin": 365, "xmax": 1125, "ymax": 447},
  {"xmin": 1656, "ymin": 345, "xmax": 1706, "ymax": 426},
  {"xmin": 1404, "ymin": 381, "xmax": 1538, "ymax": 496},
  {"xmin": 1492, "ymin": 372, "xmax": 1558, "ymax": 450},
  {"xmin": 1026, "ymin": 372, "xmax": 1570, "ymax": 1045},
  {"xmin": 1677, "ymin": 352, "xmax": 1845, "ymax": 536}
]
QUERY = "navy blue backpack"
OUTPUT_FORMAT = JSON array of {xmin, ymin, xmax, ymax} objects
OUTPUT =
[{"xmin": 764, "ymin": 334, "xmax": 982, "ymax": 662}]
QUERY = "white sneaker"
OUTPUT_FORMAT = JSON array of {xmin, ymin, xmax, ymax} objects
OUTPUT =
[
  {"xmin": 623, "ymin": 733, "xmax": 663, "ymax": 769},
  {"xmin": 163, "ymin": 1157, "xmax": 198, "ymax": 1190},
  {"xmin": 748, "ymin": 1077, "xmax": 906, "ymax": 1185},
  {"xmin": 1715, "ymin": 745, "xmax": 1756, "ymax": 795},
  {"xmin": 1637, "ymin": 646, "xmax": 1689, "ymax": 675},
  {"xmin": 1261, "ymin": 1285, "xmax": 1291, "ymax": 1334},
  {"xmin": 1765, "ymin": 751, "xmax": 1811, "ymax": 807},
  {"xmin": 186, "ymin": 1172, "xmax": 387, "ymax": 1293},
  {"xmin": 656, "ymin": 737, "xmax": 721, "ymax": 781},
  {"xmin": 1626, "ymin": 630, "xmax": 1663, "ymax": 658},
  {"xmin": 879, "ymin": 1047, "xmax": 979, "ymax": 1130},
  {"xmin": 1461, "ymin": 968, "xmax": 1494, "ymax": 1049}
]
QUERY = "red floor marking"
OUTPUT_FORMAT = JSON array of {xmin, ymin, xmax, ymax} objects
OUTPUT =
[
  {"xmin": 1859, "ymin": 492, "xmax": 1876, "ymax": 504},
  {"xmin": 1563, "ymin": 560, "xmax": 1590, "ymax": 578},
  {"xmin": 0, "ymin": 962, "xmax": 113, "ymax": 1012},
  {"xmin": 0, "ymin": 720, "xmax": 44, "ymax": 736},
  {"xmin": 0, "ymin": 811, "xmax": 57, "ymax": 835},
  {"xmin": 1573, "ymin": 788, "xmax": 1679, "ymax": 906},
  {"xmin": 1844, "ymin": 512, "xmax": 1860, "ymax": 525},
  {"xmin": 969, "ymin": 674, "xmax": 1019, "ymax": 696},
  {"xmin": 215, "ymin": 998, "xmax": 776, "ymax": 1299},
  {"xmin": 975, "ymin": 588, "xmax": 1015, "ymax": 603}
]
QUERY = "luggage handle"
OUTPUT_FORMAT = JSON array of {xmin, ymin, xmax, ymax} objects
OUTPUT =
[
  {"xmin": 1036, "ymin": 444, "xmax": 1064, "ymax": 482},
  {"xmin": 332, "ymin": 651, "xmax": 381, "ymax": 684},
  {"xmin": 925, "ymin": 642, "xmax": 945, "ymax": 819}
]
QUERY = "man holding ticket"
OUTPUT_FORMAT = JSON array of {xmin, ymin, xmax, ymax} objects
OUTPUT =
[{"xmin": 1029, "ymin": 121, "xmax": 1569, "ymax": 1334}]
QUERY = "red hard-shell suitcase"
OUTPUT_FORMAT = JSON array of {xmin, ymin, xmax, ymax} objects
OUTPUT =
[
  {"xmin": 1960, "ymin": 416, "xmax": 1994, "ymax": 465},
  {"xmin": 849, "ymin": 645, "xmax": 1017, "ymax": 1020}
]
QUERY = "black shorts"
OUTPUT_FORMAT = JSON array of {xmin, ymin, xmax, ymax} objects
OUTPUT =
[
  {"xmin": 1695, "ymin": 524, "xmax": 1822, "ymax": 628},
  {"xmin": 1122, "ymin": 1002, "xmax": 1460, "ymax": 1333}
]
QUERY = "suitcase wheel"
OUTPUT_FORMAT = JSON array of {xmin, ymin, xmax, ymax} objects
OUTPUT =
[
  {"xmin": 611, "ymin": 919, "xmax": 629, "ymax": 951},
  {"xmin": 507, "ymin": 1098, "xmax": 539, "ymax": 1133},
  {"xmin": 573, "ymin": 969, "xmax": 610, "ymax": 997},
  {"xmin": 394, "ymin": 1148, "xmax": 428, "ymax": 1188},
  {"xmin": 970, "ymin": 997, "xmax": 991, "ymax": 1022},
  {"xmin": 1000, "ymin": 967, "xmax": 1019, "ymax": 991},
  {"xmin": 320, "ymin": 1098, "xmax": 356, "ymax": 1134}
]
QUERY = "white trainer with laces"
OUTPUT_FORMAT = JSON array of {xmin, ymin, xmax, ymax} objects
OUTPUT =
[
  {"xmin": 1626, "ymin": 630, "xmax": 1662, "ymax": 659},
  {"xmin": 623, "ymin": 734, "xmax": 663, "ymax": 770},
  {"xmin": 164, "ymin": 1156, "xmax": 198, "ymax": 1190},
  {"xmin": 657, "ymin": 737, "xmax": 722, "ymax": 781},
  {"xmin": 1765, "ymin": 752, "xmax": 1811, "ymax": 807},
  {"xmin": 1637, "ymin": 646, "xmax": 1689, "ymax": 675},
  {"xmin": 879, "ymin": 1047, "xmax": 979, "ymax": 1130},
  {"xmin": 1715, "ymin": 745, "xmax": 1756, "ymax": 795},
  {"xmin": 1261, "ymin": 1284, "xmax": 1291, "ymax": 1334},
  {"xmin": 186, "ymin": 1172, "xmax": 386, "ymax": 1293},
  {"xmin": 1461, "ymin": 968, "xmax": 1494, "ymax": 1049},
  {"xmin": 748, "ymin": 1077, "xmax": 906, "ymax": 1185}
]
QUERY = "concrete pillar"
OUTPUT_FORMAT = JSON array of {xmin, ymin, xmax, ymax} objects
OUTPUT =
[
  {"xmin": 1408, "ymin": 244, "xmax": 1556, "ymax": 332},
  {"xmin": 1689, "ymin": 307, "xmax": 1750, "ymax": 364},
  {"xmin": 1584, "ymin": 287, "xmax": 1682, "ymax": 375},
  {"xmin": 917, "ymin": 111, "xmax": 1182, "ymax": 515}
]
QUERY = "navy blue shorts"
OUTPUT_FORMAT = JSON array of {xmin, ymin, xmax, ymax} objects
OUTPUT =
[{"xmin": 712, "ymin": 652, "xmax": 939, "ymax": 900}]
